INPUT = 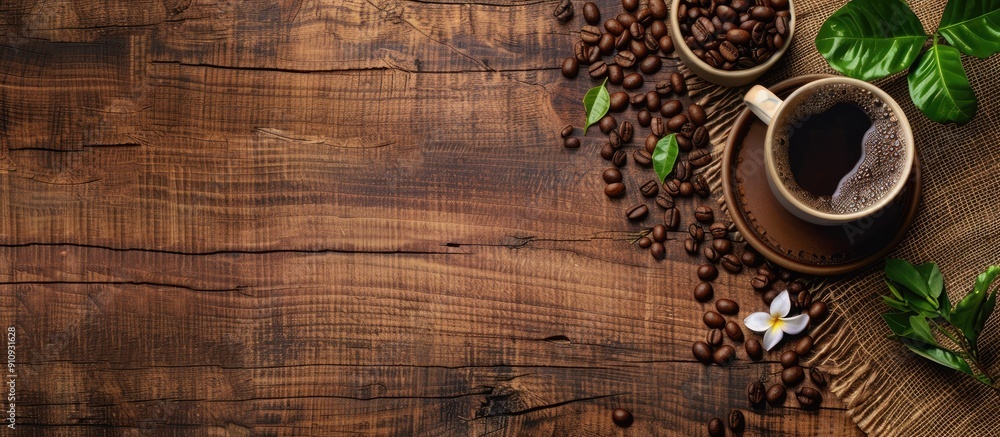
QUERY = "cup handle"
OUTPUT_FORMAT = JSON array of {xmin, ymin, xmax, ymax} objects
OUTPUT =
[{"xmin": 743, "ymin": 85, "xmax": 783, "ymax": 126}]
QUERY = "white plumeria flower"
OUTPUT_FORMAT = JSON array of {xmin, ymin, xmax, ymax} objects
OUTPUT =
[{"xmin": 743, "ymin": 290, "xmax": 810, "ymax": 351}]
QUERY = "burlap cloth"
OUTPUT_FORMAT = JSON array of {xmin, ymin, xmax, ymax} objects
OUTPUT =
[{"xmin": 691, "ymin": 1, "xmax": 1000, "ymax": 435}]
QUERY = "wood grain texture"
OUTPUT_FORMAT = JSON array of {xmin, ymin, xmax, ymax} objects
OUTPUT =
[{"xmin": 0, "ymin": 0, "xmax": 863, "ymax": 435}]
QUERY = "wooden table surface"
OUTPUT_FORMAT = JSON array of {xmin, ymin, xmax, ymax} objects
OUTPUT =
[{"xmin": 0, "ymin": 0, "xmax": 864, "ymax": 435}]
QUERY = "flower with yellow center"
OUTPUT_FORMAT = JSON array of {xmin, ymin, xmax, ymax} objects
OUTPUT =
[{"xmin": 743, "ymin": 290, "xmax": 810, "ymax": 351}]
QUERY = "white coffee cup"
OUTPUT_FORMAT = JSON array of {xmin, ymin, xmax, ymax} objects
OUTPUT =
[{"xmin": 743, "ymin": 77, "xmax": 915, "ymax": 226}]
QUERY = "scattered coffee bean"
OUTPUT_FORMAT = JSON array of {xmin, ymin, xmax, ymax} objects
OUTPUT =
[
  {"xmin": 728, "ymin": 410, "xmax": 745, "ymax": 433},
  {"xmin": 561, "ymin": 124, "xmax": 575, "ymax": 139},
  {"xmin": 649, "ymin": 20, "xmax": 667, "ymax": 39},
  {"xmin": 629, "ymin": 21, "xmax": 645, "ymax": 40},
  {"xmin": 561, "ymin": 57, "xmax": 579, "ymax": 78},
  {"xmin": 698, "ymin": 264, "xmax": 718, "ymax": 281},
  {"xmin": 605, "ymin": 18, "xmax": 625, "ymax": 35},
  {"xmin": 618, "ymin": 121, "xmax": 633, "ymax": 142},
  {"xmin": 605, "ymin": 182, "xmax": 626, "ymax": 198},
  {"xmin": 553, "ymin": 0, "xmax": 574, "ymax": 22},
  {"xmin": 713, "ymin": 344, "xmax": 736, "ymax": 366},
  {"xmin": 602, "ymin": 168, "xmax": 622, "ymax": 184},
  {"xmin": 633, "ymin": 149, "xmax": 653, "ymax": 166},
  {"xmin": 588, "ymin": 60, "xmax": 608, "ymax": 78},
  {"xmin": 782, "ymin": 365, "xmax": 805, "ymax": 386},
  {"xmin": 663, "ymin": 179, "xmax": 681, "ymax": 196},
  {"xmin": 648, "ymin": 0, "xmax": 667, "ymax": 19},
  {"xmin": 650, "ymin": 117, "xmax": 665, "ymax": 136},
  {"xmin": 795, "ymin": 335, "xmax": 814, "ymax": 356},
  {"xmin": 582, "ymin": 2, "xmax": 601, "ymax": 25},
  {"xmin": 721, "ymin": 254, "xmax": 743, "ymax": 273},
  {"xmin": 581, "ymin": 25, "xmax": 602, "ymax": 44},
  {"xmin": 795, "ymin": 387, "xmax": 823, "ymax": 409},
  {"xmin": 664, "ymin": 207, "xmax": 680, "ymax": 230},
  {"xmin": 808, "ymin": 301, "xmax": 829, "ymax": 322},
  {"xmin": 751, "ymin": 274, "xmax": 770, "ymax": 291},
  {"xmin": 660, "ymin": 100, "xmax": 682, "ymax": 118},
  {"xmin": 607, "ymin": 64, "xmax": 624, "ymax": 84},
  {"xmin": 667, "ymin": 113, "xmax": 688, "ymax": 132},
  {"xmin": 787, "ymin": 280, "xmax": 805, "ymax": 294},
  {"xmin": 691, "ymin": 127, "xmax": 709, "ymax": 150},
  {"xmin": 809, "ymin": 368, "xmax": 827, "ymax": 387},
  {"xmin": 637, "ymin": 236, "xmax": 652, "ymax": 248},
  {"xmin": 638, "ymin": 110, "xmax": 652, "ymax": 128},
  {"xmin": 670, "ymin": 72, "xmax": 686, "ymax": 94},
  {"xmin": 640, "ymin": 179, "xmax": 659, "ymax": 197},
  {"xmin": 599, "ymin": 115, "xmax": 618, "ymax": 134},
  {"xmin": 745, "ymin": 338, "xmax": 763, "ymax": 361},
  {"xmin": 626, "ymin": 204, "xmax": 648, "ymax": 220},
  {"xmin": 758, "ymin": 264, "xmax": 777, "ymax": 281},
  {"xmin": 650, "ymin": 241, "xmax": 665, "ymax": 259},
  {"xmin": 612, "ymin": 149, "xmax": 627, "ymax": 167},
  {"xmin": 780, "ymin": 350, "xmax": 799, "ymax": 368},
  {"xmin": 779, "ymin": 268, "xmax": 793, "ymax": 282},
  {"xmin": 615, "ymin": 50, "xmax": 637, "ymax": 68},
  {"xmin": 639, "ymin": 55, "xmax": 662, "ymax": 75},
  {"xmin": 609, "ymin": 130, "xmax": 622, "ymax": 149},
  {"xmin": 712, "ymin": 238, "xmax": 732, "ymax": 254},
  {"xmin": 762, "ymin": 288, "xmax": 781, "ymax": 305},
  {"xmin": 708, "ymin": 418, "xmax": 724, "ymax": 437},
  {"xmin": 655, "ymin": 193, "xmax": 674, "ymax": 209},
  {"xmin": 645, "ymin": 91, "xmax": 661, "ymax": 112},
  {"xmin": 622, "ymin": 0, "xmax": 638, "ymax": 13},
  {"xmin": 611, "ymin": 408, "xmax": 634, "ymax": 427},
  {"xmin": 725, "ymin": 321, "xmax": 744, "ymax": 341},
  {"xmin": 687, "ymin": 104, "xmax": 707, "ymax": 126},
  {"xmin": 678, "ymin": 181, "xmax": 694, "ymax": 197},
  {"xmin": 658, "ymin": 35, "xmax": 674, "ymax": 53},
  {"xmin": 651, "ymin": 223, "xmax": 667, "ymax": 242},
  {"xmin": 684, "ymin": 237, "xmax": 698, "ymax": 254},
  {"xmin": 692, "ymin": 341, "xmax": 713, "ymax": 364},
  {"xmin": 709, "ymin": 222, "xmax": 728, "ymax": 239},
  {"xmin": 716, "ymin": 299, "xmax": 739, "ymax": 315},
  {"xmin": 796, "ymin": 290, "xmax": 812, "ymax": 309},
  {"xmin": 703, "ymin": 246, "xmax": 720, "ymax": 263},
  {"xmin": 587, "ymin": 44, "xmax": 602, "ymax": 64},
  {"xmin": 609, "ymin": 92, "xmax": 629, "ymax": 112},
  {"xmin": 766, "ymin": 384, "xmax": 786, "ymax": 406},
  {"xmin": 598, "ymin": 32, "xmax": 615, "ymax": 55},
  {"xmin": 564, "ymin": 137, "xmax": 581, "ymax": 148},
  {"xmin": 622, "ymin": 73, "xmax": 644, "ymax": 90},
  {"xmin": 694, "ymin": 206, "xmax": 714, "ymax": 223},
  {"xmin": 741, "ymin": 250, "xmax": 761, "ymax": 267},
  {"xmin": 708, "ymin": 328, "xmax": 724, "ymax": 347},
  {"xmin": 600, "ymin": 142, "xmax": 614, "ymax": 160},
  {"xmin": 704, "ymin": 311, "xmax": 725, "ymax": 329},
  {"xmin": 694, "ymin": 282, "xmax": 714, "ymax": 302},
  {"xmin": 689, "ymin": 223, "xmax": 705, "ymax": 241},
  {"xmin": 689, "ymin": 149, "xmax": 712, "ymax": 167},
  {"xmin": 748, "ymin": 381, "xmax": 765, "ymax": 404}
]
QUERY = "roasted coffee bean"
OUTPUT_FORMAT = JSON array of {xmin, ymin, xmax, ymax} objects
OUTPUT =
[
  {"xmin": 727, "ymin": 28, "xmax": 751, "ymax": 45},
  {"xmin": 748, "ymin": 381, "xmax": 765, "ymax": 404},
  {"xmin": 678, "ymin": 181, "xmax": 694, "ymax": 197},
  {"xmin": 640, "ymin": 179, "xmax": 659, "ymax": 197},
  {"xmin": 741, "ymin": 250, "xmax": 760, "ymax": 267},
  {"xmin": 716, "ymin": 299, "xmax": 739, "ymax": 315},
  {"xmin": 751, "ymin": 22, "xmax": 767, "ymax": 45},
  {"xmin": 655, "ymin": 80, "xmax": 673, "ymax": 96},
  {"xmin": 588, "ymin": 60, "xmax": 608, "ymax": 78},
  {"xmin": 692, "ymin": 341, "xmax": 713, "ymax": 364},
  {"xmin": 706, "ymin": 417, "xmax": 724, "ymax": 437},
  {"xmin": 782, "ymin": 365, "xmax": 805, "ymax": 386},
  {"xmin": 775, "ymin": 15, "xmax": 788, "ymax": 36},
  {"xmin": 644, "ymin": 33, "xmax": 660, "ymax": 53},
  {"xmin": 553, "ymin": 0, "xmax": 574, "ymax": 22},
  {"xmin": 622, "ymin": 0, "xmax": 639, "ymax": 12},
  {"xmin": 622, "ymin": 73, "xmax": 644, "ymax": 90},
  {"xmin": 615, "ymin": 30, "xmax": 632, "ymax": 50},
  {"xmin": 778, "ymin": 268, "xmax": 793, "ymax": 282},
  {"xmin": 609, "ymin": 130, "xmax": 622, "ymax": 149},
  {"xmin": 626, "ymin": 204, "xmax": 648, "ymax": 221},
  {"xmin": 663, "ymin": 179, "xmax": 681, "ymax": 196},
  {"xmin": 581, "ymin": 25, "xmax": 602, "ymax": 44},
  {"xmin": 689, "ymin": 223, "xmax": 705, "ymax": 241},
  {"xmin": 715, "ymin": 4, "xmax": 738, "ymax": 23},
  {"xmin": 692, "ymin": 174, "xmax": 710, "ymax": 198},
  {"xmin": 762, "ymin": 288, "xmax": 781, "ymax": 305},
  {"xmin": 725, "ymin": 321, "xmax": 744, "ymax": 341},
  {"xmin": 574, "ymin": 41, "xmax": 589, "ymax": 63},
  {"xmin": 660, "ymin": 100, "xmax": 682, "ymax": 119},
  {"xmin": 703, "ymin": 246, "xmax": 720, "ymax": 263},
  {"xmin": 666, "ymin": 114, "xmax": 688, "ymax": 132},
  {"xmin": 694, "ymin": 206, "xmax": 714, "ymax": 223},
  {"xmin": 605, "ymin": 18, "xmax": 625, "ymax": 35},
  {"xmin": 561, "ymin": 57, "xmax": 579, "ymax": 78},
  {"xmin": 689, "ymin": 149, "xmax": 712, "ymax": 167},
  {"xmin": 599, "ymin": 115, "xmax": 618, "ymax": 134},
  {"xmin": 560, "ymin": 125, "xmax": 574, "ymax": 139},
  {"xmin": 600, "ymin": 142, "xmax": 615, "ymax": 160},
  {"xmin": 638, "ymin": 110, "xmax": 652, "ymax": 127},
  {"xmin": 651, "ymin": 223, "xmax": 667, "ymax": 242},
  {"xmin": 633, "ymin": 150, "xmax": 652, "ymax": 167},
  {"xmin": 609, "ymin": 92, "xmax": 630, "ymax": 112},
  {"xmin": 728, "ymin": 410, "xmax": 745, "ymax": 433},
  {"xmin": 745, "ymin": 338, "xmax": 763, "ymax": 361},
  {"xmin": 615, "ymin": 50, "xmax": 637, "ymax": 69},
  {"xmin": 605, "ymin": 182, "xmax": 626, "ymax": 198},
  {"xmin": 698, "ymin": 264, "xmax": 718, "ymax": 281},
  {"xmin": 686, "ymin": 104, "xmax": 707, "ymax": 126},
  {"xmin": 650, "ymin": 117, "xmax": 665, "ymax": 137},
  {"xmin": 637, "ymin": 9, "xmax": 653, "ymax": 27},
  {"xmin": 670, "ymin": 160, "xmax": 688, "ymax": 182},
  {"xmin": 808, "ymin": 301, "xmax": 829, "ymax": 322},
  {"xmin": 780, "ymin": 350, "xmax": 799, "ymax": 368},
  {"xmin": 582, "ymin": 2, "xmax": 601, "ymax": 25},
  {"xmin": 617, "ymin": 12, "xmax": 636, "ymax": 27},
  {"xmin": 612, "ymin": 408, "xmax": 634, "ymax": 427},
  {"xmin": 751, "ymin": 274, "xmax": 770, "ymax": 291},
  {"xmin": 707, "ymin": 328, "xmax": 724, "ymax": 347},
  {"xmin": 587, "ymin": 45, "xmax": 602, "ymax": 63},
  {"xmin": 721, "ymin": 254, "xmax": 742, "ymax": 273},
  {"xmin": 598, "ymin": 32, "xmax": 616, "ymax": 54},
  {"xmin": 731, "ymin": 0, "xmax": 751, "ymax": 12},
  {"xmin": 796, "ymin": 290, "xmax": 812, "ymax": 308},
  {"xmin": 648, "ymin": 0, "xmax": 667, "ymax": 19},
  {"xmin": 773, "ymin": 33, "xmax": 785, "ymax": 49},
  {"xmin": 680, "ymin": 122, "xmax": 696, "ymax": 140},
  {"xmin": 563, "ymin": 137, "xmax": 580, "ymax": 148},
  {"xmin": 712, "ymin": 238, "xmax": 732, "ymax": 254},
  {"xmin": 655, "ymin": 193, "xmax": 674, "ymax": 209},
  {"xmin": 758, "ymin": 265, "xmax": 777, "ymax": 281},
  {"xmin": 629, "ymin": 22, "xmax": 645, "ymax": 40},
  {"xmin": 612, "ymin": 149, "xmax": 627, "ymax": 167},
  {"xmin": 639, "ymin": 55, "xmax": 661, "ymax": 74},
  {"xmin": 795, "ymin": 335, "xmax": 814, "ymax": 356},
  {"xmin": 684, "ymin": 237, "xmax": 698, "ymax": 254},
  {"xmin": 671, "ymin": 72, "xmax": 687, "ymax": 94},
  {"xmin": 787, "ymin": 280, "xmax": 805, "ymax": 294},
  {"xmin": 675, "ymin": 134, "xmax": 693, "ymax": 152},
  {"xmin": 750, "ymin": 5, "xmax": 775, "ymax": 22},
  {"xmin": 607, "ymin": 64, "xmax": 625, "ymax": 85},
  {"xmin": 637, "ymin": 236, "xmax": 652, "ymax": 248},
  {"xmin": 809, "ymin": 368, "xmax": 827, "ymax": 387},
  {"xmin": 713, "ymin": 344, "xmax": 736, "ymax": 366},
  {"xmin": 795, "ymin": 387, "xmax": 822, "ymax": 409},
  {"xmin": 664, "ymin": 207, "xmax": 681, "ymax": 230},
  {"xmin": 629, "ymin": 39, "xmax": 649, "ymax": 58},
  {"xmin": 649, "ymin": 20, "xmax": 668, "ymax": 39},
  {"xmin": 766, "ymin": 384, "xmax": 786, "ymax": 406},
  {"xmin": 709, "ymin": 222, "xmax": 728, "ymax": 239},
  {"xmin": 658, "ymin": 35, "xmax": 675, "ymax": 53},
  {"xmin": 694, "ymin": 282, "xmax": 714, "ymax": 302},
  {"xmin": 645, "ymin": 91, "xmax": 661, "ymax": 112},
  {"xmin": 650, "ymin": 241, "xmax": 665, "ymax": 259},
  {"xmin": 719, "ymin": 41, "xmax": 739, "ymax": 62},
  {"xmin": 691, "ymin": 16, "xmax": 714, "ymax": 43}
]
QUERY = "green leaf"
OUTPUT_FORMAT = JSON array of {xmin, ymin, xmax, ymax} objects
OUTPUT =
[
  {"xmin": 652, "ymin": 134, "xmax": 679, "ymax": 183},
  {"xmin": 883, "ymin": 295, "xmax": 910, "ymax": 312},
  {"xmin": 900, "ymin": 339, "xmax": 975, "ymax": 377},
  {"xmin": 973, "ymin": 266, "xmax": 1000, "ymax": 341},
  {"xmin": 907, "ymin": 42, "xmax": 977, "ymax": 125},
  {"xmin": 882, "ymin": 311, "xmax": 915, "ymax": 338},
  {"xmin": 582, "ymin": 79, "xmax": 610, "ymax": 134},
  {"xmin": 815, "ymin": 0, "xmax": 927, "ymax": 80},
  {"xmin": 952, "ymin": 266, "xmax": 1000, "ymax": 347},
  {"xmin": 909, "ymin": 315, "xmax": 937, "ymax": 345},
  {"xmin": 938, "ymin": 0, "xmax": 1000, "ymax": 58},
  {"xmin": 886, "ymin": 259, "xmax": 933, "ymax": 303},
  {"xmin": 916, "ymin": 262, "xmax": 944, "ymax": 300},
  {"xmin": 887, "ymin": 280, "xmax": 904, "ymax": 301}
]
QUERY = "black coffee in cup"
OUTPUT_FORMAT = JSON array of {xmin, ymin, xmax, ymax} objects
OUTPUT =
[{"xmin": 772, "ymin": 83, "xmax": 907, "ymax": 214}]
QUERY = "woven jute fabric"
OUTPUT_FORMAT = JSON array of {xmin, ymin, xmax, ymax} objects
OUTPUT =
[{"xmin": 695, "ymin": 1, "xmax": 1000, "ymax": 435}]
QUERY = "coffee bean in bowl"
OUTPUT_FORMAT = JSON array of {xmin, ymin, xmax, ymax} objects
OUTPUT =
[{"xmin": 668, "ymin": 0, "xmax": 795, "ymax": 87}]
